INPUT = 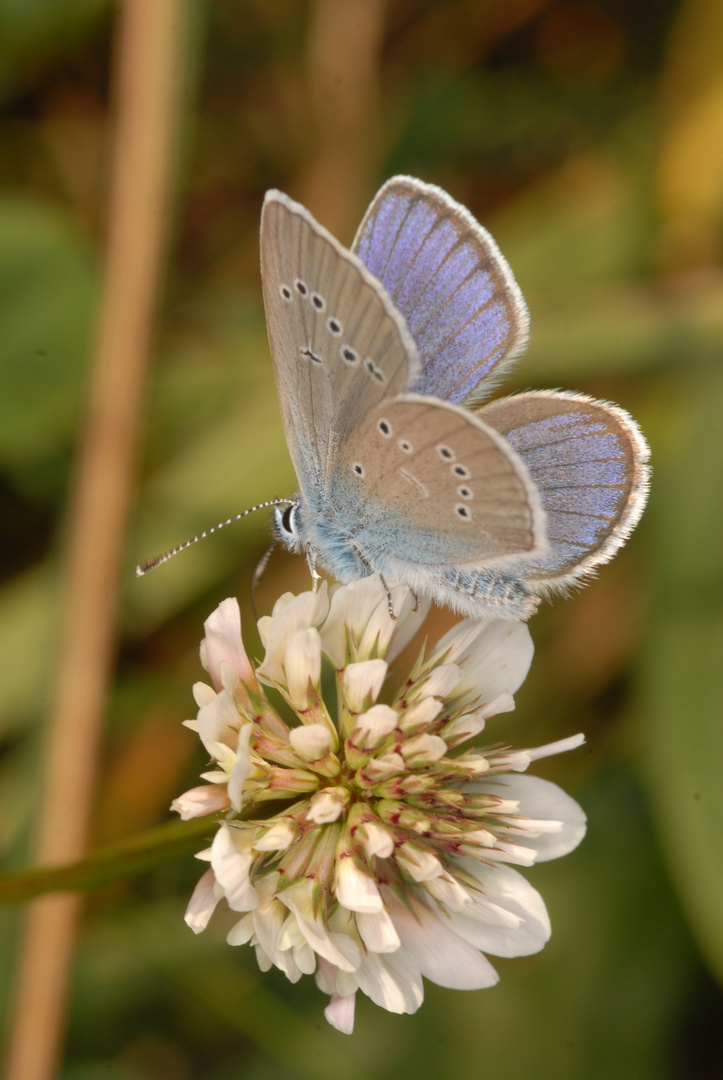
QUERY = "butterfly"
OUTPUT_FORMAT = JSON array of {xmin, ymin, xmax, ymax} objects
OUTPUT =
[{"xmin": 260, "ymin": 176, "xmax": 650, "ymax": 619}]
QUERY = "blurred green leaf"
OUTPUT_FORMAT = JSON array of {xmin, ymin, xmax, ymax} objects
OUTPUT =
[
  {"xmin": 0, "ymin": 563, "xmax": 59, "ymax": 734},
  {"xmin": 0, "ymin": 0, "xmax": 109, "ymax": 97},
  {"xmin": 638, "ymin": 368, "xmax": 723, "ymax": 986},
  {"xmin": 0, "ymin": 198, "xmax": 98, "ymax": 466}
]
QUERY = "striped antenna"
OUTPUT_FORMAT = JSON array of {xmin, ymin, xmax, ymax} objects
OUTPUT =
[{"xmin": 135, "ymin": 499, "xmax": 294, "ymax": 576}]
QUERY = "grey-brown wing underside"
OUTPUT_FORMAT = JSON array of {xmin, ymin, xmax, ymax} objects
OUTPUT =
[
  {"xmin": 260, "ymin": 191, "xmax": 420, "ymax": 501},
  {"xmin": 334, "ymin": 394, "xmax": 547, "ymax": 569}
]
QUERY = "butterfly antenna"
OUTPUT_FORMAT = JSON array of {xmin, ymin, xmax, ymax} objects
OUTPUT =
[
  {"xmin": 251, "ymin": 542, "xmax": 277, "ymax": 619},
  {"xmin": 135, "ymin": 499, "xmax": 294, "ymax": 577}
]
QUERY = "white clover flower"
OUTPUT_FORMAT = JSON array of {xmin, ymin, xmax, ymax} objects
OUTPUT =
[{"xmin": 174, "ymin": 577, "xmax": 586, "ymax": 1034}]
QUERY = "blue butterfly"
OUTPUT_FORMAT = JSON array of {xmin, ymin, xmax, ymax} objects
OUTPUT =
[{"xmin": 261, "ymin": 176, "xmax": 650, "ymax": 619}]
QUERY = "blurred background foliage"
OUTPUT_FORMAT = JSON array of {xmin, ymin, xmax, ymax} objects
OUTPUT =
[{"xmin": 1, "ymin": 0, "xmax": 723, "ymax": 1076}]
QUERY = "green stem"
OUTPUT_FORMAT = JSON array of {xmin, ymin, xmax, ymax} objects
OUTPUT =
[{"xmin": 0, "ymin": 817, "xmax": 214, "ymax": 905}]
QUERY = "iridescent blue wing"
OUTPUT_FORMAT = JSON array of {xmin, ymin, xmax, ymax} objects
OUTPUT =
[
  {"xmin": 477, "ymin": 390, "xmax": 651, "ymax": 591},
  {"xmin": 352, "ymin": 176, "xmax": 528, "ymax": 406}
]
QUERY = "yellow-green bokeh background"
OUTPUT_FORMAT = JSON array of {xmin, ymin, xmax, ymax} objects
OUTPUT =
[{"xmin": 1, "ymin": 1, "xmax": 723, "ymax": 1076}]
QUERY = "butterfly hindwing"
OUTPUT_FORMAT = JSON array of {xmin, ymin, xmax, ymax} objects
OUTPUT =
[
  {"xmin": 478, "ymin": 390, "xmax": 651, "ymax": 590},
  {"xmin": 353, "ymin": 176, "xmax": 528, "ymax": 406},
  {"xmin": 333, "ymin": 394, "xmax": 546, "ymax": 569},
  {"xmin": 261, "ymin": 191, "xmax": 420, "ymax": 499}
]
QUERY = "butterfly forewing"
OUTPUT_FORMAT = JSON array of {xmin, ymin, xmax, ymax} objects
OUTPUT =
[
  {"xmin": 334, "ymin": 395, "xmax": 546, "ymax": 568},
  {"xmin": 353, "ymin": 176, "xmax": 528, "ymax": 406},
  {"xmin": 261, "ymin": 191, "xmax": 420, "ymax": 497},
  {"xmin": 478, "ymin": 390, "xmax": 650, "ymax": 589}
]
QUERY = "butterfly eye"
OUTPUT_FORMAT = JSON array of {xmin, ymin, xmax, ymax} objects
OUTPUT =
[{"xmin": 280, "ymin": 505, "xmax": 296, "ymax": 534}]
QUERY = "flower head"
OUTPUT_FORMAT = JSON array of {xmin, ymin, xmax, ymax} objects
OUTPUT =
[{"xmin": 175, "ymin": 577, "xmax": 586, "ymax": 1033}]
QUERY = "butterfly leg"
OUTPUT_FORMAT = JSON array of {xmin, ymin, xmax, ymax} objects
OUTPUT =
[
  {"xmin": 305, "ymin": 545, "xmax": 322, "ymax": 592},
  {"xmin": 378, "ymin": 573, "xmax": 398, "ymax": 622}
]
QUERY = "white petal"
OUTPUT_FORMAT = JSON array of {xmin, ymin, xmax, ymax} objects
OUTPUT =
[
  {"xmin": 171, "ymin": 784, "xmax": 230, "ymax": 820},
  {"xmin": 184, "ymin": 869, "xmax": 219, "ymax": 933},
  {"xmin": 477, "ymin": 691, "xmax": 515, "ymax": 718},
  {"xmin": 256, "ymin": 584, "xmax": 330, "ymax": 685},
  {"xmin": 419, "ymin": 663, "xmax": 463, "ymax": 700},
  {"xmin": 294, "ymin": 940, "xmax": 316, "ymax": 976},
  {"xmin": 362, "ymin": 753, "xmax": 404, "ymax": 781},
  {"xmin": 445, "ymin": 692, "xmax": 516, "ymax": 744},
  {"xmin": 428, "ymin": 619, "xmax": 487, "ymax": 665},
  {"xmin": 219, "ymin": 660, "xmax": 238, "ymax": 695},
  {"xmin": 277, "ymin": 912, "xmax": 306, "ymax": 952},
  {"xmin": 196, "ymin": 688, "xmax": 241, "ymax": 755},
  {"xmin": 200, "ymin": 598, "xmax": 256, "ymax": 692},
  {"xmin": 320, "ymin": 577, "xmax": 425, "ymax": 667},
  {"xmin": 352, "ymin": 704, "xmax": 397, "ymax": 742},
  {"xmin": 484, "ymin": 839, "xmax": 538, "ymax": 866},
  {"xmin": 353, "ymin": 949, "xmax": 424, "ymax": 1015},
  {"xmin": 357, "ymin": 581, "xmax": 427, "ymax": 661},
  {"xmin": 227, "ymin": 913, "xmax": 255, "ymax": 945},
  {"xmin": 254, "ymin": 942, "xmax": 273, "ymax": 971},
  {"xmin": 251, "ymin": 894, "xmax": 289, "ymax": 972},
  {"xmin": 314, "ymin": 955, "xmax": 337, "ymax": 995},
  {"xmin": 423, "ymin": 872, "xmax": 473, "ymax": 910},
  {"xmin": 324, "ymin": 994, "xmax": 356, "ymax": 1034},
  {"xmin": 307, "ymin": 790, "xmax": 346, "ymax": 824},
  {"xmin": 526, "ymin": 733, "xmax": 586, "ymax": 761},
  {"xmin": 335, "ymin": 859, "xmax": 384, "ymax": 913},
  {"xmin": 192, "ymin": 681, "xmax": 216, "ymax": 708},
  {"xmin": 399, "ymin": 697, "xmax": 443, "ymax": 731},
  {"xmin": 253, "ymin": 819, "xmax": 297, "ymax": 851},
  {"xmin": 280, "ymin": 881, "xmax": 361, "ymax": 972},
  {"xmin": 356, "ymin": 909, "xmax": 401, "ymax": 953},
  {"xmin": 444, "ymin": 713, "xmax": 486, "ymax": 744},
  {"xmin": 491, "ymin": 749, "xmax": 531, "ymax": 772},
  {"xmin": 320, "ymin": 577, "xmax": 389, "ymax": 667},
  {"xmin": 210, "ymin": 825, "xmax": 258, "ymax": 912},
  {"xmin": 473, "ymin": 774, "xmax": 587, "ymax": 861},
  {"xmin": 449, "ymin": 860, "xmax": 551, "ymax": 957},
  {"xmin": 285, "ymin": 627, "xmax": 322, "ymax": 708},
  {"xmin": 384, "ymin": 590, "xmax": 431, "ymax": 662},
  {"xmin": 342, "ymin": 659, "xmax": 388, "ymax": 711},
  {"xmin": 227, "ymin": 725, "xmax": 253, "ymax": 812},
  {"xmin": 357, "ymin": 822, "xmax": 394, "ymax": 859},
  {"xmin": 315, "ymin": 949, "xmax": 357, "ymax": 1000},
  {"xmin": 397, "ymin": 845, "xmax": 444, "ymax": 882},
  {"xmin": 455, "ymin": 620, "xmax": 534, "ymax": 703},
  {"xmin": 401, "ymin": 733, "xmax": 447, "ymax": 763},
  {"xmin": 385, "ymin": 891, "xmax": 499, "ymax": 990},
  {"xmin": 289, "ymin": 723, "xmax": 332, "ymax": 761}
]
